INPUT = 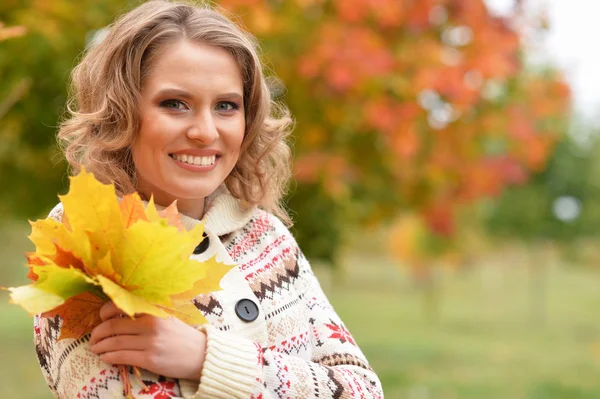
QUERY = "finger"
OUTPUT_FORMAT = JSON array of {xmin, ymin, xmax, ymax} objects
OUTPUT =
[
  {"xmin": 90, "ymin": 334, "xmax": 148, "ymax": 355},
  {"xmin": 89, "ymin": 318, "xmax": 144, "ymax": 346},
  {"xmin": 98, "ymin": 350, "xmax": 156, "ymax": 372},
  {"xmin": 99, "ymin": 301, "xmax": 124, "ymax": 321}
]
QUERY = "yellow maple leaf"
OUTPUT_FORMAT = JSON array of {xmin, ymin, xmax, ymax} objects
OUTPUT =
[
  {"xmin": 6, "ymin": 167, "xmax": 232, "ymax": 338},
  {"xmin": 115, "ymin": 220, "xmax": 205, "ymax": 305},
  {"xmin": 59, "ymin": 168, "xmax": 125, "ymax": 271},
  {"xmin": 96, "ymin": 275, "xmax": 170, "ymax": 319},
  {"xmin": 171, "ymin": 257, "xmax": 232, "ymax": 304},
  {"xmin": 163, "ymin": 301, "xmax": 206, "ymax": 325},
  {"xmin": 28, "ymin": 218, "xmax": 93, "ymax": 272}
]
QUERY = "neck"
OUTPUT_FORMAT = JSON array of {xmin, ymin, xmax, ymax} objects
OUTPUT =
[{"xmin": 172, "ymin": 198, "xmax": 205, "ymax": 220}]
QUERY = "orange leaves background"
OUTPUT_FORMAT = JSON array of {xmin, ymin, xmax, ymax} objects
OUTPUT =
[
  {"xmin": 219, "ymin": 0, "xmax": 570, "ymax": 244},
  {"xmin": 0, "ymin": 0, "xmax": 571, "ymax": 265}
]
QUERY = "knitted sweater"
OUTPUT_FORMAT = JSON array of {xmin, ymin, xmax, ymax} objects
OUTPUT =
[{"xmin": 33, "ymin": 187, "xmax": 384, "ymax": 398}]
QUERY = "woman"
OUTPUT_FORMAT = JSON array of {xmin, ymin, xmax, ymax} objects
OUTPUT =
[{"xmin": 34, "ymin": 1, "xmax": 384, "ymax": 398}]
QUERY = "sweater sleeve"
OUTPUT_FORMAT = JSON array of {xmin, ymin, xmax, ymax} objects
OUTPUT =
[{"xmin": 181, "ymin": 241, "xmax": 384, "ymax": 398}]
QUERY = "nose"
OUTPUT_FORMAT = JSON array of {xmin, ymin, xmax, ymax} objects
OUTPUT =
[{"xmin": 186, "ymin": 109, "xmax": 218, "ymax": 144}]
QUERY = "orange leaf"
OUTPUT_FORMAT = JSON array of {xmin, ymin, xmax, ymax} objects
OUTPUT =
[
  {"xmin": 41, "ymin": 292, "xmax": 105, "ymax": 341},
  {"xmin": 159, "ymin": 201, "xmax": 185, "ymax": 232},
  {"xmin": 52, "ymin": 243, "xmax": 86, "ymax": 272},
  {"xmin": 26, "ymin": 268, "xmax": 39, "ymax": 282},
  {"xmin": 25, "ymin": 252, "xmax": 47, "ymax": 281},
  {"xmin": 119, "ymin": 192, "xmax": 148, "ymax": 228}
]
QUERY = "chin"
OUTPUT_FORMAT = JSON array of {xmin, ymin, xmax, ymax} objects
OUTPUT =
[{"xmin": 170, "ymin": 185, "xmax": 219, "ymax": 201}]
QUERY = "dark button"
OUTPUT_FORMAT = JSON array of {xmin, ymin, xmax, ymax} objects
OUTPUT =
[
  {"xmin": 235, "ymin": 298, "xmax": 259, "ymax": 322},
  {"xmin": 193, "ymin": 233, "xmax": 210, "ymax": 255}
]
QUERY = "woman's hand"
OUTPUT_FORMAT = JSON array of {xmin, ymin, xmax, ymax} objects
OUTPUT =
[{"xmin": 89, "ymin": 302, "xmax": 207, "ymax": 381}]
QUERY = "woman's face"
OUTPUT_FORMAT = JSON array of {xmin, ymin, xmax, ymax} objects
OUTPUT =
[{"xmin": 132, "ymin": 39, "xmax": 245, "ymax": 218}]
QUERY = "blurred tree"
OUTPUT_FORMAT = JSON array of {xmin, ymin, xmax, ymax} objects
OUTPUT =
[
  {"xmin": 0, "ymin": 0, "xmax": 570, "ymax": 271},
  {"xmin": 216, "ymin": 0, "xmax": 571, "ymax": 264},
  {"xmin": 0, "ymin": 22, "xmax": 27, "ymax": 119},
  {"xmin": 480, "ymin": 128, "xmax": 600, "ymax": 325},
  {"xmin": 0, "ymin": 1, "xmax": 134, "ymax": 218},
  {"xmin": 485, "ymin": 124, "xmax": 600, "ymax": 252}
]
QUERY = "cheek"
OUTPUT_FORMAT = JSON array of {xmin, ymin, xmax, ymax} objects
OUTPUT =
[
  {"xmin": 135, "ymin": 118, "xmax": 168, "ymax": 157},
  {"xmin": 137, "ymin": 104, "xmax": 170, "ymax": 144}
]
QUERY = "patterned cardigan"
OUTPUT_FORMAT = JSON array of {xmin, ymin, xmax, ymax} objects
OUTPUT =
[{"xmin": 33, "ymin": 188, "xmax": 384, "ymax": 398}]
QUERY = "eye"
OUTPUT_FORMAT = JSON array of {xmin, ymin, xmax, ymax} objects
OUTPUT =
[
  {"xmin": 160, "ymin": 99, "xmax": 188, "ymax": 111},
  {"xmin": 215, "ymin": 101, "xmax": 239, "ymax": 112}
]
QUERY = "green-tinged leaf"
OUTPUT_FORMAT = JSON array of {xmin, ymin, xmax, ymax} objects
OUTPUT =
[
  {"xmin": 7, "ymin": 285, "xmax": 65, "ymax": 314},
  {"xmin": 33, "ymin": 264, "xmax": 98, "ymax": 299}
]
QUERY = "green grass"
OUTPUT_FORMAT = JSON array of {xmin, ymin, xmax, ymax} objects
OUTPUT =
[
  {"xmin": 316, "ymin": 249, "xmax": 600, "ymax": 399},
  {"xmin": 2, "ymin": 221, "xmax": 600, "ymax": 398}
]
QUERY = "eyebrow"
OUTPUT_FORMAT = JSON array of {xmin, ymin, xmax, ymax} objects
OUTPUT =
[
  {"xmin": 155, "ymin": 88, "xmax": 194, "ymax": 100},
  {"xmin": 155, "ymin": 88, "xmax": 244, "ymax": 102}
]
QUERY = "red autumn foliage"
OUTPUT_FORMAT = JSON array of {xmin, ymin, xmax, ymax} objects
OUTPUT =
[{"xmin": 218, "ymin": 0, "xmax": 570, "ymax": 238}]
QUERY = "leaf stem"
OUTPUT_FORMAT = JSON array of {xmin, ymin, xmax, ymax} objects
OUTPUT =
[{"xmin": 119, "ymin": 365, "xmax": 135, "ymax": 399}]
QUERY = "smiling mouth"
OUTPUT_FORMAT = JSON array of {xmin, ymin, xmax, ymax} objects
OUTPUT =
[{"xmin": 170, "ymin": 154, "xmax": 217, "ymax": 166}]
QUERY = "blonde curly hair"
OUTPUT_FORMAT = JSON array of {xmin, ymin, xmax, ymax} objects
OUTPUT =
[{"xmin": 58, "ymin": 0, "xmax": 293, "ymax": 224}]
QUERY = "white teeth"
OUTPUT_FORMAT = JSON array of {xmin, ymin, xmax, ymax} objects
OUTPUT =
[{"xmin": 173, "ymin": 154, "xmax": 216, "ymax": 166}]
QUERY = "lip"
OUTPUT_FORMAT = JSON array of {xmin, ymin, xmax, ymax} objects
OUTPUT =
[{"xmin": 169, "ymin": 149, "xmax": 221, "ymax": 157}]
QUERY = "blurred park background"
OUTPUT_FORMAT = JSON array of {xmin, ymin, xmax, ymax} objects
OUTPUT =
[{"xmin": 2, "ymin": 0, "xmax": 600, "ymax": 398}]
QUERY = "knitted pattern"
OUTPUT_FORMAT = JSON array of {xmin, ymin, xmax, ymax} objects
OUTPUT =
[{"xmin": 34, "ymin": 190, "xmax": 384, "ymax": 398}]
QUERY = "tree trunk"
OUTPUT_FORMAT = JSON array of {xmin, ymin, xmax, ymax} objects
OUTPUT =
[
  {"xmin": 413, "ymin": 264, "xmax": 440, "ymax": 323},
  {"xmin": 527, "ymin": 243, "xmax": 548, "ymax": 326}
]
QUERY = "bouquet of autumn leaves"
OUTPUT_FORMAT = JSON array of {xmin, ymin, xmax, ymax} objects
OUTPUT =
[{"xmin": 5, "ymin": 167, "xmax": 231, "ymax": 396}]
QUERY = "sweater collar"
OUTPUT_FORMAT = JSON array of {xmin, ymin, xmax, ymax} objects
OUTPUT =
[{"xmin": 163, "ymin": 186, "xmax": 255, "ymax": 236}]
